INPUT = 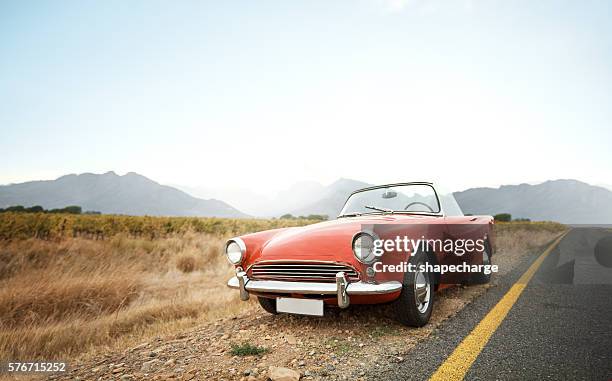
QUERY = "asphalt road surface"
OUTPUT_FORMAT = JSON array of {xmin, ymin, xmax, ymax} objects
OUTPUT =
[{"xmin": 380, "ymin": 227, "xmax": 612, "ymax": 381}]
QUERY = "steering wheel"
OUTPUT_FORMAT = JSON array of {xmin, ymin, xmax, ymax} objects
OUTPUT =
[{"xmin": 404, "ymin": 201, "xmax": 434, "ymax": 212}]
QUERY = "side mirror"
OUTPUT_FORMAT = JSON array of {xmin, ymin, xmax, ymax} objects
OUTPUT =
[{"xmin": 382, "ymin": 190, "xmax": 397, "ymax": 199}]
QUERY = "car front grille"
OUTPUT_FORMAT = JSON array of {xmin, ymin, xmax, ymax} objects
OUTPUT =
[{"xmin": 249, "ymin": 261, "xmax": 360, "ymax": 282}]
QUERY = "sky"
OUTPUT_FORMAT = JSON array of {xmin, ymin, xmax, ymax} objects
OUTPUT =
[{"xmin": 1, "ymin": 0, "xmax": 611, "ymax": 197}]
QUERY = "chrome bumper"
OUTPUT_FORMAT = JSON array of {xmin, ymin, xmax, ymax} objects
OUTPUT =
[{"xmin": 227, "ymin": 271, "xmax": 402, "ymax": 308}]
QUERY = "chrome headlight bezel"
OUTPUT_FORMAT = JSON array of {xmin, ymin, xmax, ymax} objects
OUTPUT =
[
  {"xmin": 352, "ymin": 232, "xmax": 377, "ymax": 264},
  {"xmin": 225, "ymin": 237, "xmax": 246, "ymax": 265}
]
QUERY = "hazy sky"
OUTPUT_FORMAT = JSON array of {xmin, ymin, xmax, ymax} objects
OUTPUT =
[{"xmin": 1, "ymin": 0, "xmax": 610, "ymax": 194}]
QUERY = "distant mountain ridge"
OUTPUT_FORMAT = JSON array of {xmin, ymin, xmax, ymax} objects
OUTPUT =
[
  {"xmin": 0, "ymin": 171, "xmax": 247, "ymax": 218},
  {"xmin": 3, "ymin": 173, "xmax": 611, "ymax": 223},
  {"xmin": 454, "ymin": 179, "xmax": 612, "ymax": 224},
  {"xmin": 280, "ymin": 178, "xmax": 612, "ymax": 224},
  {"xmin": 290, "ymin": 178, "xmax": 372, "ymax": 218}
]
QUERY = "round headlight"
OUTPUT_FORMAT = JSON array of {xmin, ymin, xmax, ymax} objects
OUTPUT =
[
  {"xmin": 353, "ymin": 233, "xmax": 375, "ymax": 264},
  {"xmin": 225, "ymin": 238, "xmax": 246, "ymax": 264}
]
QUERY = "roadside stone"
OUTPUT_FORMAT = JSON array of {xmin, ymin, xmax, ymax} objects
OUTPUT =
[
  {"xmin": 269, "ymin": 366, "xmax": 300, "ymax": 381},
  {"xmin": 141, "ymin": 359, "xmax": 160, "ymax": 372},
  {"xmin": 285, "ymin": 335, "xmax": 297, "ymax": 345}
]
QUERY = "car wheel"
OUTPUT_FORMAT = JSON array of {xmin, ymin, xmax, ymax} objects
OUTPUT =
[
  {"xmin": 257, "ymin": 297, "xmax": 278, "ymax": 314},
  {"xmin": 392, "ymin": 251, "xmax": 434, "ymax": 327},
  {"xmin": 470, "ymin": 240, "xmax": 492, "ymax": 284}
]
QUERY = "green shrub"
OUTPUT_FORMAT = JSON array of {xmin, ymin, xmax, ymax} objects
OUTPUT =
[
  {"xmin": 230, "ymin": 342, "xmax": 268, "ymax": 356},
  {"xmin": 494, "ymin": 213, "xmax": 512, "ymax": 222},
  {"xmin": 49, "ymin": 206, "xmax": 82, "ymax": 214}
]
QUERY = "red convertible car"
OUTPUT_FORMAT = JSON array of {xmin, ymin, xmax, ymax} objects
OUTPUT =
[{"xmin": 227, "ymin": 182, "xmax": 494, "ymax": 326}]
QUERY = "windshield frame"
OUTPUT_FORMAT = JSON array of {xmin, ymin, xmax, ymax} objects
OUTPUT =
[{"xmin": 337, "ymin": 182, "xmax": 443, "ymax": 218}]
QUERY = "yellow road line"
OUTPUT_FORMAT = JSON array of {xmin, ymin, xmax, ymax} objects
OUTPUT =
[{"xmin": 429, "ymin": 231, "xmax": 569, "ymax": 381}]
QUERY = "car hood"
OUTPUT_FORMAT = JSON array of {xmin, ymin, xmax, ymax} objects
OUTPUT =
[{"xmin": 251, "ymin": 214, "xmax": 439, "ymax": 264}]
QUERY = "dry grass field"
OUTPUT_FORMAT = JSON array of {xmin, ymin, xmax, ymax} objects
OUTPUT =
[
  {"xmin": 0, "ymin": 214, "xmax": 317, "ymax": 362},
  {"xmin": 0, "ymin": 214, "xmax": 566, "ymax": 365}
]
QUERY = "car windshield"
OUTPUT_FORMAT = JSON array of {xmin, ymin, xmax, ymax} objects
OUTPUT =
[{"xmin": 339, "ymin": 184, "xmax": 441, "ymax": 217}]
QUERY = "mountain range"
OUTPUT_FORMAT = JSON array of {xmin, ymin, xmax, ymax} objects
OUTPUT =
[
  {"xmin": 282, "ymin": 178, "xmax": 612, "ymax": 224},
  {"xmin": 0, "ymin": 171, "xmax": 247, "ymax": 218},
  {"xmin": 178, "ymin": 180, "xmax": 331, "ymax": 218},
  {"xmin": 1, "ymin": 172, "xmax": 611, "ymax": 223},
  {"xmin": 454, "ymin": 179, "xmax": 612, "ymax": 224},
  {"xmin": 289, "ymin": 178, "xmax": 372, "ymax": 218}
]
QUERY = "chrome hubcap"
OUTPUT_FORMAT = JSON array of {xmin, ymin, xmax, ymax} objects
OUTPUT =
[{"xmin": 414, "ymin": 270, "xmax": 431, "ymax": 313}]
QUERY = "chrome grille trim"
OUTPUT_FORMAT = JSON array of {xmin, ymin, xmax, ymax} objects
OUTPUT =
[{"xmin": 249, "ymin": 261, "xmax": 359, "ymax": 282}]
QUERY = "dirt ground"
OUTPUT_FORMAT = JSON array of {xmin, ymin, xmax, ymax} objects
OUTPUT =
[{"xmin": 36, "ymin": 231, "xmax": 560, "ymax": 381}]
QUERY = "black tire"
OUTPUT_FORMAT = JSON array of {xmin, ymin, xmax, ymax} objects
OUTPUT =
[
  {"xmin": 470, "ymin": 240, "xmax": 492, "ymax": 284},
  {"xmin": 392, "ymin": 251, "xmax": 434, "ymax": 327},
  {"xmin": 257, "ymin": 297, "xmax": 278, "ymax": 315}
]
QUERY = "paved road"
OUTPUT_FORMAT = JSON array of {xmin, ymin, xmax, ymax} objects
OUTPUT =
[{"xmin": 379, "ymin": 228, "xmax": 612, "ymax": 381}]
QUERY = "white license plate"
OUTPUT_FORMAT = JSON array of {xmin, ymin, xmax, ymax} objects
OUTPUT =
[{"xmin": 276, "ymin": 297, "xmax": 324, "ymax": 316}]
